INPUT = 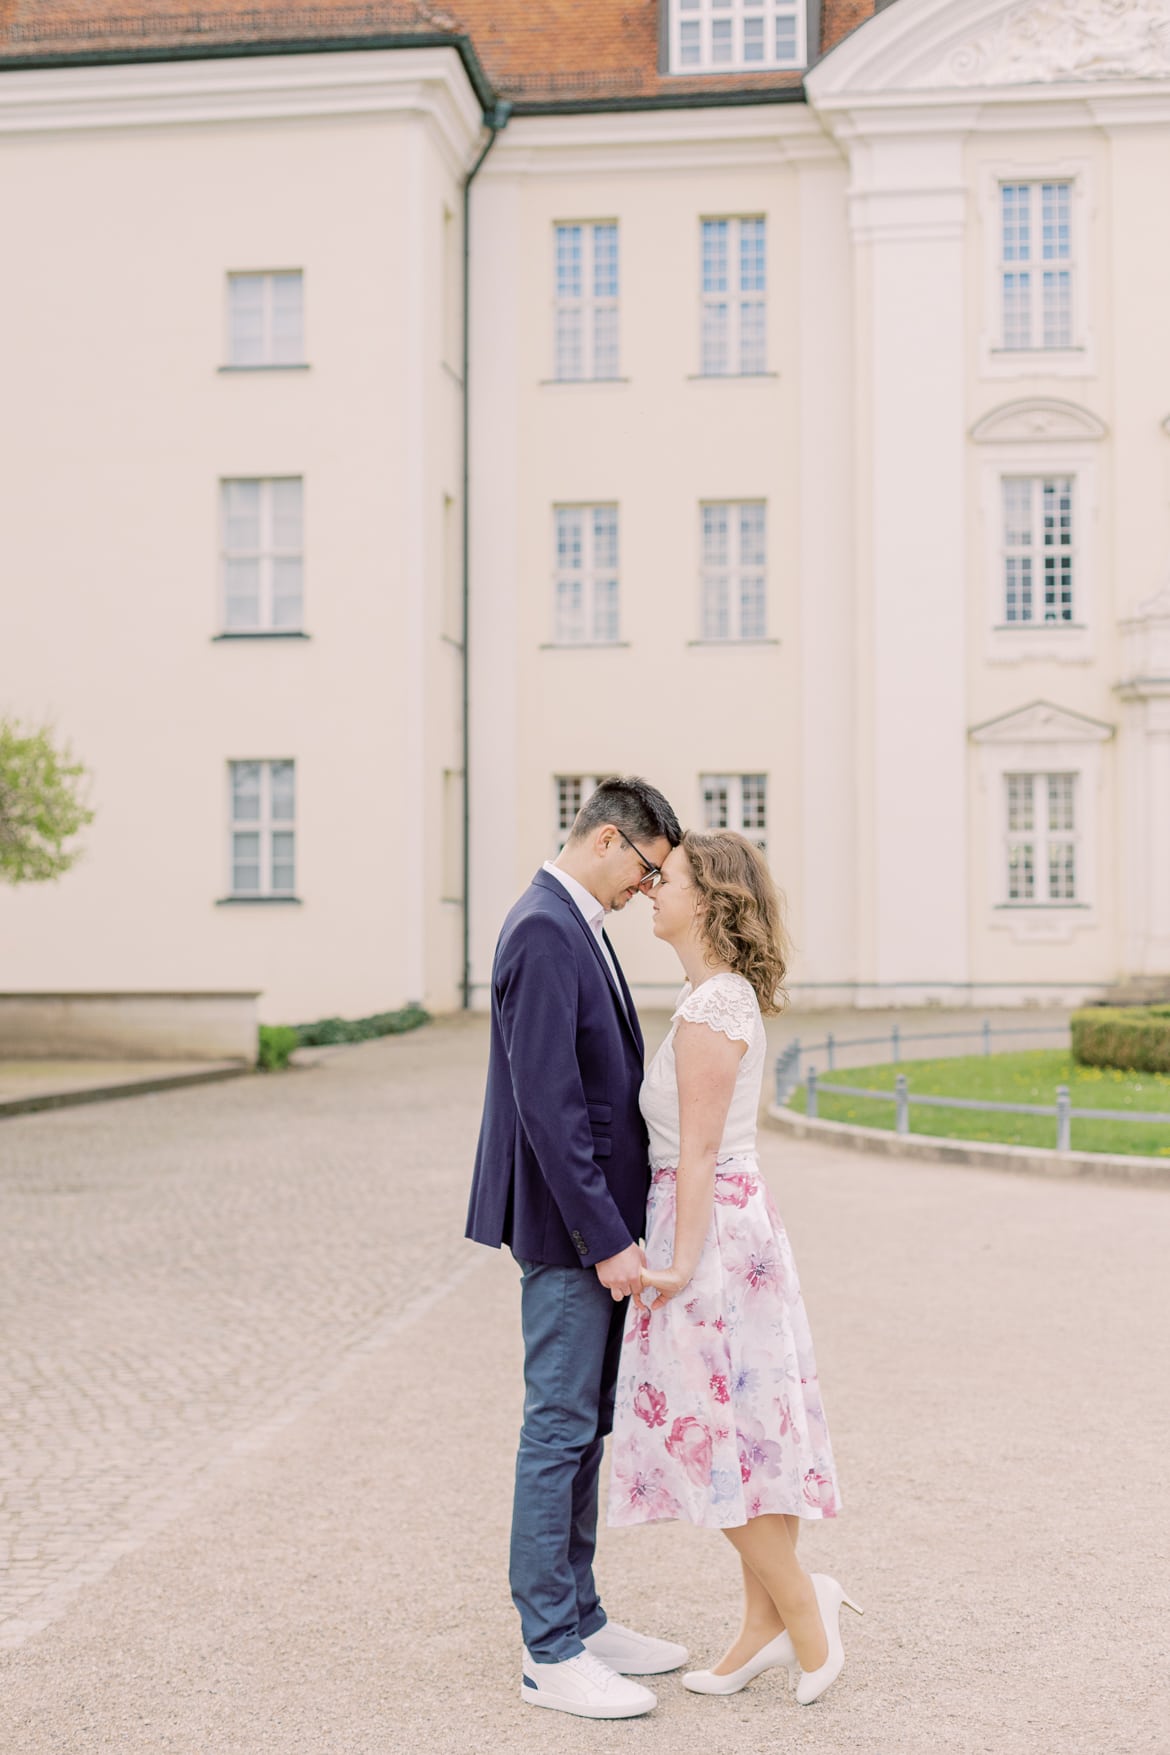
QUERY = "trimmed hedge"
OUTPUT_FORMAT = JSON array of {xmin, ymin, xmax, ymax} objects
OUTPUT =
[
  {"xmin": 1071, "ymin": 1006, "xmax": 1170, "ymax": 1075},
  {"xmin": 293, "ymin": 1003, "xmax": 430, "ymax": 1048},
  {"xmin": 257, "ymin": 1024, "xmax": 299, "ymax": 1071}
]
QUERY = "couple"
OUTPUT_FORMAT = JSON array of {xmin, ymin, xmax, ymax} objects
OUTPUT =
[{"xmin": 465, "ymin": 777, "xmax": 859, "ymax": 1720}]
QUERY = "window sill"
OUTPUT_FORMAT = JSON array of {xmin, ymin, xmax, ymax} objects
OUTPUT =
[
  {"xmin": 539, "ymin": 377, "xmax": 630, "ymax": 388},
  {"xmin": 539, "ymin": 641, "xmax": 631, "ymax": 650},
  {"xmin": 213, "ymin": 631, "xmax": 311, "ymax": 641},
  {"xmin": 686, "ymin": 371, "xmax": 778, "ymax": 382},
  {"xmin": 687, "ymin": 637, "xmax": 779, "ymax": 648},
  {"xmin": 217, "ymin": 363, "xmax": 310, "ymax": 374},
  {"xmin": 994, "ymin": 903, "xmax": 1090, "ymax": 912},
  {"xmin": 216, "ymin": 895, "xmax": 303, "ymax": 906},
  {"xmin": 987, "ymin": 624, "xmax": 1091, "ymax": 665}
]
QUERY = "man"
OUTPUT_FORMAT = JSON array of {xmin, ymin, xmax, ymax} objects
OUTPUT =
[{"xmin": 466, "ymin": 777, "xmax": 686, "ymax": 1720}]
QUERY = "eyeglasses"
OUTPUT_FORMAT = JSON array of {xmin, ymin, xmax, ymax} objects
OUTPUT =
[{"xmin": 614, "ymin": 827, "xmax": 663, "ymax": 891}]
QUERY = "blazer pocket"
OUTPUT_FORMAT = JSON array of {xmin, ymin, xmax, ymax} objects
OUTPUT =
[
  {"xmin": 590, "ymin": 1136, "xmax": 613, "ymax": 1158},
  {"xmin": 586, "ymin": 1102, "xmax": 613, "ymax": 1124}
]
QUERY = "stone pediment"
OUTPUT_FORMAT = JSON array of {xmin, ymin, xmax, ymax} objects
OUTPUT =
[
  {"xmin": 970, "ymin": 700, "xmax": 1115, "ymax": 743},
  {"xmin": 970, "ymin": 399, "xmax": 1108, "ymax": 443},
  {"xmin": 951, "ymin": 0, "xmax": 1170, "ymax": 87},
  {"xmin": 808, "ymin": 0, "xmax": 1170, "ymax": 100}
]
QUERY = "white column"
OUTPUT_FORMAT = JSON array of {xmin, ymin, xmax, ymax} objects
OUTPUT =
[
  {"xmin": 797, "ymin": 151, "xmax": 857, "ymax": 994},
  {"xmin": 849, "ymin": 127, "xmax": 973, "ymax": 997},
  {"xmin": 467, "ymin": 168, "xmax": 521, "ymax": 1007}
]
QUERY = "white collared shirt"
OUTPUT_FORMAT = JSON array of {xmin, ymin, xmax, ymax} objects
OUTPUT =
[{"xmin": 542, "ymin": 861, "xmax": 628, "ymax": 1018}]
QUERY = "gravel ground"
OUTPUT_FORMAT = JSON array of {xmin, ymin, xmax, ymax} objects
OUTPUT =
[{"xmin": 0, "ymin": 1012, "xmax": 1167, "ymax": 1755}]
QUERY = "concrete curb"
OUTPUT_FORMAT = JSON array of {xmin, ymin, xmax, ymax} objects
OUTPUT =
[
  {"xmin": 765, "ymin": 1102, "xmax": 1170, "ymax": 1190},
  {"xmin": 0, "ymin": 1064, "xmax": 251, "ymax": 1120}
]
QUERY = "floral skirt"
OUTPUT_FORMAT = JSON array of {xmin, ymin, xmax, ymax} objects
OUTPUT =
[{"xmin": 607, "ymin": 1155, "xmax": 841, "ymax": 1531}]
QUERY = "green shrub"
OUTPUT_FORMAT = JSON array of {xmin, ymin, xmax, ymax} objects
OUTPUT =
[
  {"xmin": 1071, "ymin": 1007, "xmax": 1170, "ymax": 1075},
  {"xmin": 257, "ymin": 1024, "xmax": 299, "ymax": 1071},
  {"xmin": 293, "ymin": 1003, "xmax": 430, "ymax": 1049}
]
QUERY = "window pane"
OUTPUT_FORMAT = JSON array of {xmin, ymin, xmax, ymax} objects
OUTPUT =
[
  {"xmin": 554, "ymin": 307, "xmax": 583, "ymax": 381},
  {"xmin": 1007, "ymin": 843, "xmax": 1034, "ymax": 901},
  {"xmin": 1040, "ymin": 183, "xmax": 1071, "ymax": 261},
  {"xmin": 270, "ymin": 273, "xmax": 303, "ymax": 363},
  {"xmin": 1006, "ymin": 774, "xmax": 1034, "ymax": 833},
  {"xmin": 1002, "ymin": 271, "xmax": 1032, "ymax": 350},
  {"xmin": 739, "ymin": 219, "xmax": 766, "ymax": 293},
  {"xmin": 712, "ymin": 17, "xmax": 733, "ymax": 61},
  {"xmin": 702, "ymin": 505, "xmax": 730, "ymax": 565},
  {"xmin": 1042, "ymin": 269, "xmax": 1072, "ymax": 349},
  {"xmin": 739, "ymin": 299, "xmax": 766, "ymax": 373},
  {"xmin": 271, "ymin": 830, "xmax": 296, "ymax": 893},
  {"xmin": 231, "ymin": 832, "xmax": 261, "ymax": 893},
  {"xmin": 702, "ymin": 221, "xmax": 729, "ymax": 294},
  {"xmin": 593, "ymin": 224, "xmax": 618, "ymax": 299},
  {"xmin": 774, "ymin": 14, "xmax": 797, "ymax": 60},
  {"xmin": 702, "ymin": 778, "xmax": 730, "ymax": 830},
  {"xmin": 271, "ymin": 479, "xmax": 303, "ymax": 551},
  {"xmin": 740, "ymin": 572, "xmax": 766, "ymax": 639},
  {"xmin": 224, "ymin": 558, "xmax": 261, "ymax": 628},
  {"xmin": 231, "ymin": 762, "xmax": 261, "ymax": 822},
  {"xmin": 743, "ymin": 16, "xmax": 765, "ymax": 60},
  {"xmin": 555, "ymin": 225, "xmax": 583, "ymax": 300},
  {"xmin": 269, "ymin": 761, "xmax": 296, "ymax": 821},
  {"xmin": 1048, "ymin": 843, "xmax": 1076, "ymax": 901},
  {"xmin": 593, "ymin": 577, "xmax": 620, "ymax": 643},
  {"xmin": 593, "ymin": 304, "xmax": 619, "ymax": 379},
  {"xmin": 1042, "ymin": 477, "xmax": 1073, "ymax": 622},
  {"xmin": 228, "ymin": 275, "xmax": 265, "ymax": 365},
  {"xmin": 741, "ymin": 774, "xmax": 767, "ymax": 831},
  {"xmin": 1047, "ymin": 774, "xmax": 1075, "ymax": 833},
  {"xmin": 1001, "ymin": 184, "xmax": 1030, "ymax": 263},
  {"xmin": 679, "ymin": 20, "xmax": 701, "ymax": 64},
  {"xmin": 701, "ymin": 300, "xmax": 729, "ymax": 375},
  {"xmin": 556, "ymin": 579, "xmax": 583, "ymax": 642},
  {"xmin": 223, "ymin": 480, "xmax": 261, "ymax": 552},
  {"xmin": 592, "ymin": 507, "xmax": 618, "ymax": 571},
  {"xmin": 557, "ymin": 777, "xmax": 583, "ymax": 834},
  {"xmin": 271, "ymin": 557, "xmax": 303, "ymax": 628}
]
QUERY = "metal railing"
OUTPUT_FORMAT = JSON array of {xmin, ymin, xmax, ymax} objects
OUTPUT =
[
  {"xmin": 773, "ymin": 1019, "xmax": 1067, "ymax": 1106},
  {"xmin": 795, "ymin": 1067, "xmax": 1170, "ymax": 1155}
]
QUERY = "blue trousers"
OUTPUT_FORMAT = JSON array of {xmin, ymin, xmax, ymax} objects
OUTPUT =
[{"xmin": 510, "ymin": 1257, "xmax": 628, "ymax": 1663}]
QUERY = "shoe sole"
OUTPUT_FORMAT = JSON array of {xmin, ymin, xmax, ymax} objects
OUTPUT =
[{"xmin": 520, "ymin": 1685, "xmax": 655, "ymax": 1719}]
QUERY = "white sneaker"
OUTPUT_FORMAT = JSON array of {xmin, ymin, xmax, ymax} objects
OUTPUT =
[
  {"xmin": 521, "ymin": 1649, "xmax": 657, "ymax": 1719},
  {"xmin": 584, "ymin": 1620, "xmax": 689, "ymax": 1675}
]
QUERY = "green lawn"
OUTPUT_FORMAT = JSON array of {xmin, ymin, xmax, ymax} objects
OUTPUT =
[{"xmin": 787, "ymin": 1049, "xmax": 1170, "ymax": 1158}]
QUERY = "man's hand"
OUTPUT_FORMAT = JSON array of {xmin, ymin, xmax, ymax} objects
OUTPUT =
[{"xmin": 594, "ymin": 1242, "xmax": 646, "ymax": 1301}]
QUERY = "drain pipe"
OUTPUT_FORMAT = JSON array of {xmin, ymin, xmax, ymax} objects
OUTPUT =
[{"xmin": 461, "ymin": 100, "xmax": 511, "ymax": 1009}]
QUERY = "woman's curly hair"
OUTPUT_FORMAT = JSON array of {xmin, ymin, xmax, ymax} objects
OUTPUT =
[{"xmin": 682, "ymin": 830, "xmax": 790, "ymax": 1015}]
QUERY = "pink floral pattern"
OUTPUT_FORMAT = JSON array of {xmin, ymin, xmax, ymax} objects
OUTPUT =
[{"xmin": 607, "ymin": 1157, "xmax": 841, "ymax": 1531}]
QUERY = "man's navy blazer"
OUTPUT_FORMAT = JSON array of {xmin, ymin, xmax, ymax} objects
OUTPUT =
[{"xmin": 466, "ymin": 868, "xmax": 650, "ymax": 1269}]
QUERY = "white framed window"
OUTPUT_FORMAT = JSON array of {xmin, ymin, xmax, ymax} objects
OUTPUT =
[
  {"xmin": 228, "ymin": 760, "xmax": 296, "ymax": 896},
  {"xmin": 553, "ymin": 506, "xmax": 621, "ymax": 644},
  {"xmin": 553, "ymin": 224, "xmax": 619, "ymax": 382},
  {"xmin": 226, "ymin": 272, "xmax": 304, "ymax": 366},
  {"xmin": 1002, "ymin": 476, "xmax": 1074, "ymax": 625},
  {"xmin": 555, "ymin": 775, "xmax": 599, "ymax": 851},
  {"xmin": 1005, "ymin": 772, "xmax": 1078, "ymax": 904},
  {"xmin": 700, "ymin": 502, "xmax": 767, "ymax": 639},
  {"xmin": 221, "ymin": 478, "xmax": 304, "ymax": 632},
  {"xmin": 670, "ymin": 1, "xmax": 805, "ymax": 72},
  {"xmin": 999, "ymin": 182, "xmax": 1073, "ymax": 351},
  {"xmin": 700, "ymin": 218, "xmax": 766, "ymax": 376},
  {"xmin": 971, "ymin": 701, "xmax": 1111, "ymax": 943},
  {"xmin": 701, "ymin": 773, "xmax": 768, "ymax": 852}
]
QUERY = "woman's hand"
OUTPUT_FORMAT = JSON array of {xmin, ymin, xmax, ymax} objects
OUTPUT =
[{"xmin": 634, "ymin": 1263, "xmax": 694, "ymax": 1311}]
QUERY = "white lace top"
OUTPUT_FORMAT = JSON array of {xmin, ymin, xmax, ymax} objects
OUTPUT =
[{"xmin": 639, "ymin": 971, "xmax": 767, "ymax": 1171}]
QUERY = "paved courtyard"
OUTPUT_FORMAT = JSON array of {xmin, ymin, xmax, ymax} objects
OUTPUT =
[{"xmin": 1, "ymin": 1012, "xmax": 1167, "ymax": 1754}]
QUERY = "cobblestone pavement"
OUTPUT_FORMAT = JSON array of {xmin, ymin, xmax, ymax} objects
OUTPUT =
[{"xmin": 1, "ymin": 1011, "xmax": 1167, "ymax": 1755}]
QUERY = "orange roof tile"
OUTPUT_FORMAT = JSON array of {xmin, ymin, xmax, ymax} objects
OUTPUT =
[{"xmin": 0, "ymin": 1, "xmax": 882, "ymax": 106}]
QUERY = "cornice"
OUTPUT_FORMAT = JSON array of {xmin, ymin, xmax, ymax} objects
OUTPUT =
[
  {"xmin": 0, "ymin": 45, "xmax": 484, "ymax": 168},
  {"xmin": 486, "ymin": 102, "xmax": 835, "ymax": 176}
]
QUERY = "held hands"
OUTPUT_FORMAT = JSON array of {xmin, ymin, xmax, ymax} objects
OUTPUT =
[
  {"xmin": 594, "ymin": 1242, "xmax": 647, "ymax": 1301},
  {"xmin": 633, "ymin": 1262, "xmax": 694, "ymax": 1311}
]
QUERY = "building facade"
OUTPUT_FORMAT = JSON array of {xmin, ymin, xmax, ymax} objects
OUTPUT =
[{"xmin": 2, "ymin": 0, "xmax": 1168, "ymax": 1022}]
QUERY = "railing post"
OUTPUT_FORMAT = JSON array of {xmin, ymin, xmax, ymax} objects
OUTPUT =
[
  {"xmin": 895, "ymin": 1073, "xmax": 909, "ymax": 1136},
  {"xmin": 892, "ymin": 1022, "xmax": 901, "ymax": 1063},
  {"xmin": 1056, "ymin": 1084, "xmax": 1071, "ymax": 1153},
  {"xmin": 826, "ymin": 1030, "xmax": 835, "ymax": 1071},
  {"xmin": 806, "ymin": 1066, "xmax": 818, "ymax": 1120},
  {"xmin": 983, "ymin": 1018, "xmax": 992, "ymax": 1057}
]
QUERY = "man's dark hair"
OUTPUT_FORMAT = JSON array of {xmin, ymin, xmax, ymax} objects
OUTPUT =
[{"xmin": 568, "ymin": 776, "xmax": 681, "ymax": 849}]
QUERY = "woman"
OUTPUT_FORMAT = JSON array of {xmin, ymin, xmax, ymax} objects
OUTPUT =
[{"xmin": 608, "ymin": 831, "xmax": 861, "ymax": 1705}]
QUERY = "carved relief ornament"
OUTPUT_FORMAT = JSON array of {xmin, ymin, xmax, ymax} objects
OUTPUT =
[{"xmin": 951, "ymin": 0, "xmax": 1170, "ymax": 86}]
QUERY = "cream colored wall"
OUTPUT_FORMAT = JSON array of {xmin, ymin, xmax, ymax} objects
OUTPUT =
[
  {"xmin": 0, "ymin": 52, "xmax": 479, "ymax": 1022},
  {"xmin": 469, "ymin": 112, "xmax": 818, "ymax": 1005}
]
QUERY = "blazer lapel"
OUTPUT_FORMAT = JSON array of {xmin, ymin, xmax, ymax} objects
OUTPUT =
[
  {"xmin": 531, "ymin": 870, "xmax": 643, "ymax": 1056},
  {"xmin": 603, "ymin": 927, "xmax": 644, "ymax": 1060}
]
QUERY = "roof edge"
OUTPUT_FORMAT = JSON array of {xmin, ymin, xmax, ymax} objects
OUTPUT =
[
  {"xmin": 509, "ymin": 84, "xmax": 807, "ymax": 118},
  {"xmin": 0, "ymin": 31, "xmax": 497, "ymax": 114}
]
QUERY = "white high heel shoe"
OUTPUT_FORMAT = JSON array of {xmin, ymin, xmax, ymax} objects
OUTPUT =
[
  {"xmin": 794, "ymin": 1573, "xmax": 863, "ymax": 1706},
  {"xmin": 682, "ymin": 1629, "xmax": 798, "ymax": 1696}
]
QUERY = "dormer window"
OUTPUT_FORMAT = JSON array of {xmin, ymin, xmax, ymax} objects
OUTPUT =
[{"xmin": 669, "ymin": 0, "xmax": 805, "ymax": 74}]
